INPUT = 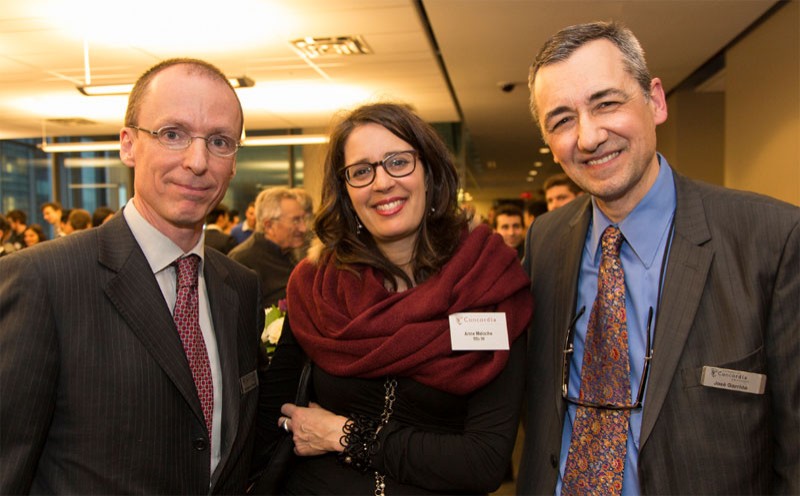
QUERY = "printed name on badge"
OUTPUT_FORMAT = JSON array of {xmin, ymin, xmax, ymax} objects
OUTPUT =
[
  {"xmin": 449, "ymin": 312, "xmax": 509, "ymax": 351},
  {"xmin": 700, "ymin": 366, "xmax": 766, "ymax": 395}
]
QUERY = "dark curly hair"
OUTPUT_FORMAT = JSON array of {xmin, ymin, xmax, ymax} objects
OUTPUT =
[{"xmin": 314, "ymin": 102, "xmax": 467, "ymax": 290}]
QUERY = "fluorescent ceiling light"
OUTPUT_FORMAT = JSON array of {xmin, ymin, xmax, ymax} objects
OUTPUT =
[
  {"xmin": 64, "ymin": 157, "xmax": 125, "ymax": 168},
  {"xmin": 40, "ymin": 141, "xmax": 121, "ymax": 153},
  {"xmin": 39, "ymin": 133, "xmax": 328, "ymax": 153},
  {"xmin": 77, "ymin": 77, "xmax": 254, "ymax": 96},
  {"xmin": 243, "ymin": 134, "xmax": 329, "ymax": 146},
  {"xmin": 77, "ymin": 84, "xmax": 134, "ymax": 96}
]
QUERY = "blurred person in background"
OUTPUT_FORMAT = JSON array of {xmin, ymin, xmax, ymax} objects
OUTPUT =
[
  {"xmin": 543, "ymin": 173, "xmax": 583, "ymax": 211},
  {"xmin": 230, "ymin": 201, "xmax": 256, "ymax": 244},
  {"xmin": 204, "ymin": 203, "xmax": 237, "ymax": 254},
  {"xmin": 6, "ymin": 209, "xmax": 28, "ymax": 249},
  {"xmin": 41, "ymin": 201, "xmax": 64, "ymax": 238},
  {"xmin": 229, "ymin": 187, "xmax": 307, "ymax": 309},
  {"xmin": 493, "ymin": 203, "xmax": 526, "ymax": 260},
  {"xmin": 23, "ymin": 223, "xmax": 48, "ymax": 247},
  {"xmin": 92, "ymin": 206, "xmax": 116, "ymax": 227},
  {"xmin": 67, "ymin": 209, "xmax": 93, "ymax": 233}
]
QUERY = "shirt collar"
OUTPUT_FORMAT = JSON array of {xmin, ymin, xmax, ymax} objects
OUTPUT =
[
  {"xmin": 588, "ymin": 154, "xmax": 677, "ymax": 268},
  {"xmin": 123, "ymin": 198, "xmax": 205, "ymax": 274}
]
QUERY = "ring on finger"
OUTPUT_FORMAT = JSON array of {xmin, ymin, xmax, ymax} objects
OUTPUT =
[{"xmin": 282, "ymin": 417, "xmax": 290, "ymax": 433}]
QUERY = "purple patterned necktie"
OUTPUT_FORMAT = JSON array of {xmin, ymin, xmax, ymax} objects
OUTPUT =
[
  {"xmin": 173, "ymin": 255, "xmax": 214, "ymax": 439},
  {"xmin": 562, "ymin": 226, "xmax": 630, "ymax": 495}
]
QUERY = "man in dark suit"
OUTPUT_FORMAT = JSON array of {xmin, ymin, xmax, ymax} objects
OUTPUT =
[
  {"xmin": 517, "ymin": 21, "xmax": 799, "ymax": 495},
  {"xmin": 228, "ymin": 187, "xmax": 308, "ymax": 309},
  {"xmin": 0, "ymin": 58, "xmax": 263, "ymax": 494}
]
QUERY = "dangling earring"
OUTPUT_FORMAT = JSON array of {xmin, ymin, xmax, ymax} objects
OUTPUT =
[{"xmin": 355, "ymin": 216, "xmax": 363, "ymax": 235}]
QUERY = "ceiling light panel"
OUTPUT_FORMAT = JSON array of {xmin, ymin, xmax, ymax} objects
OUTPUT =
[{"xmin": 290, "ymin": 36, "xmax": 372, "ymax": 58}]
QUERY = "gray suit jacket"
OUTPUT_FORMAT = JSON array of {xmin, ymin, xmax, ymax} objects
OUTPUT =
[
  {"xmin": 517, "ymin": 171, "xmax": 799, "ymax": 494},
  {"xmin": 0, "ymin": 214, "xmax": 264, "ymax": 494}
]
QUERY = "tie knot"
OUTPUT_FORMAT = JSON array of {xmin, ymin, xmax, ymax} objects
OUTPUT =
[
  {"xmin": 601, "ymin": 225, "xmax": 624, "ymax": 257},
  {"xmin": 175, "ymin": 254, "xmax": 200, "ymax": 288}
]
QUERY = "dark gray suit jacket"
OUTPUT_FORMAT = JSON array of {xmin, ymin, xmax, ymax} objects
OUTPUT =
[
  {"xmin": 517, "ymin": 171, "xmax": 799, "ymax": 494},
  {"xmin": 0, "ymin": 214, "xmax": 264, "ymax": 494},
  {"xmin": 228, "ymin": 234, "xmax": 295, "ymax": 309}
]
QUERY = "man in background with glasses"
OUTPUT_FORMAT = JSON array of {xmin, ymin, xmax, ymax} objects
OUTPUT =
[
  {"xmin": 229, "ymin": 186, "xmax": 309, "ymax": 310},
  {"xmin": 518, "ymin": 21, "xmax": 799, "ymax": 495},
  {"xmin": 0, "ymin": 58, "xmax": 263, "ymax": 494}
]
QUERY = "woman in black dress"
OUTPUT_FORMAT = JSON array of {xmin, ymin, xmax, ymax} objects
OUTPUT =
[{"xmin": 259, "ymin": 102, "xmax": 533, "ymax": 495}]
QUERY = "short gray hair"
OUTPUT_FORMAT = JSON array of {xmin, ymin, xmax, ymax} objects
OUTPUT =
[
  {"xmin": 528, "ymin": 21, "xmax": 651, "ymax": 129},
  {"xmin": 254, "ymin": 187, "xmax": 297, "ymax": 233}
]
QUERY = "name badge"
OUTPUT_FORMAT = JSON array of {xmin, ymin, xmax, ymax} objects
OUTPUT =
[
  {"xmin": 239, "ymin": 369, "xmax": 259, "ymax": 394},
  {"xmin": 700, "ymin": 366, "xmax": 766, "ymax": 395},
  {"xmin": 449, "ymin": 312, "xmax": 509, "ymax": 351}
]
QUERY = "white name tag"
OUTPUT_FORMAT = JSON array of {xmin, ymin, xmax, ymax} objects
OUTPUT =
[
  {"xmin": 700, "ymin": 366, "xmax": 766, "ymax": 395},
  {"xmin": 449, "ymin": 312, "xmax": 509, "ymax": 351}
]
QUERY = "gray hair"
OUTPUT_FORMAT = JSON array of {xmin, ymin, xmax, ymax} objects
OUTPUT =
[
  {"xmin": 528, "ymin": 21, "xmax": 652, "ymax": 129},
  {"xmin": 254, "ymin": 186, "xmax": 297, "ymax": 233}
]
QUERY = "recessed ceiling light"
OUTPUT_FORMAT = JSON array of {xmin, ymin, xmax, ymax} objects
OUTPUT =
[
  {"xmin": 539, "ymin": 147, "xmax": 550, "ymax": 154},
  {"xmin": 534, "ymin": 161, "xmax": 543, "ymax": 167}
]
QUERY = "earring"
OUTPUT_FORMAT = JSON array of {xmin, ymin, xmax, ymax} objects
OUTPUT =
[
  {"xmin": 430, "ymin": 207, "xmax": 436, "ymax": 213},
  {"xmin": 355, "ymin": 217, "xmax": 363, "ymax": 235}
]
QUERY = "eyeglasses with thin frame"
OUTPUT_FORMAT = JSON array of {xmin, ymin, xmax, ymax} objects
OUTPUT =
[
  {"xmin": 343, "ymin": 150, "xmax": 418, "ymax": 188},
  {"xmin": 561, "ymin": 306, "xmax": 654, "ymax": 410},
  {"xmin": 129, "ymin": 125, "xmax": 240, "ymax": 158},
  {"xmin": 271, "ymin": 214, "xmax": 307, "ymax": 227}
]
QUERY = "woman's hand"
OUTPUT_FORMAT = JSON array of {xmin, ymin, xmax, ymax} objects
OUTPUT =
[{"xmin": 279, "ymin": 402, "xmax": 348, "ymax": 456}]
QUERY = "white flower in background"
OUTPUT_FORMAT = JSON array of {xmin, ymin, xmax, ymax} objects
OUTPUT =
[
  {"xmin": 261, "ymin": 301, "xmax": 287, "ymax": 355},
  {"xmin": 264, "ymin": 316, "xmax": 284, "ymax": 345}
]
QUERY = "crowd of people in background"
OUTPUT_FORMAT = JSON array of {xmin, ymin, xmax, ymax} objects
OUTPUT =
[
  {"xmin": 4, "ymin": 184, "xmax": 548, "ymax": 270},
  {"xmin": 0, "ymin": 203, "xmax": 117, "ymax": 257}
]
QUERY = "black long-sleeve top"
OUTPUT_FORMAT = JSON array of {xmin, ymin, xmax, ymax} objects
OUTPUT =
[{"xmin": 256, "ymin": 318, "xmax": 526, "ymax": 495}]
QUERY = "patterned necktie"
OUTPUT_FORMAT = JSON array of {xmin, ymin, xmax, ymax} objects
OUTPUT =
[
  {"xmin": 563, "ymin": 226, "xmax": 630, "ymax": 495},
  {"xmin": 173, "ymin": 254, "xmax": 214, "ymax": 439}
]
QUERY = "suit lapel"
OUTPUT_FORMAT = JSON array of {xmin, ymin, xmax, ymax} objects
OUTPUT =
[
  {"xmin": 553, "ymin": 199, "xmax": 592, "ymax": 417},
  {"xmin": 98, "ymin": 215, "xmax": 206, "ymax": 427},
  {"xmin": 640, "ymin": 174, "xmax": 713, "ymax": 447},
  {"xmin": 204, "ymin": 253, "xmax": 242, "ymax": 485}
]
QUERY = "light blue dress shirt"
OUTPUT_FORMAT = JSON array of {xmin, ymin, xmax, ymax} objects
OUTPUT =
[{"xmin": 556, "ymin": 156, "xmax": 676, "ymax": 495}]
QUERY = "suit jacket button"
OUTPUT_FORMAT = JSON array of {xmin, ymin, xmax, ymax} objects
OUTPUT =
[
  {"xmin": 193, "ymin": 438, "xmax": 208, "ymax": 451},
  {"xmin": 550, "ymin": 454, "xmax": 558, "ymax": 468}
]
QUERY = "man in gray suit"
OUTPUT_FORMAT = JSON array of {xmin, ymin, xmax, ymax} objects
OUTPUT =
[
  {"xmin": 0, "ymin": 58, "xmax": 263, "ymax": 494},
  {"xmin": 517, "ymin": 21, "xmax": 798, "ymax": 494}
]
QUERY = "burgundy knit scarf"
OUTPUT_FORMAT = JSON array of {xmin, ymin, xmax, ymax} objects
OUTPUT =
[{"xmin": 286, "ymin": 224, "xmax": 533, "ymax": 395}]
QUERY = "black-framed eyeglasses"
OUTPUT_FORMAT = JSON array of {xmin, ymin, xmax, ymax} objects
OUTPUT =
[
  {"xmin": 561, "ymin": 306, "xmax": 655, "ymax": 410},
  {"xmin": 129, "ymin": 125, "xmax": 240, "ymax": 158},
  {"xmin": 342, "ymin": 150, "xmax": 418, "ymax": 188}
]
